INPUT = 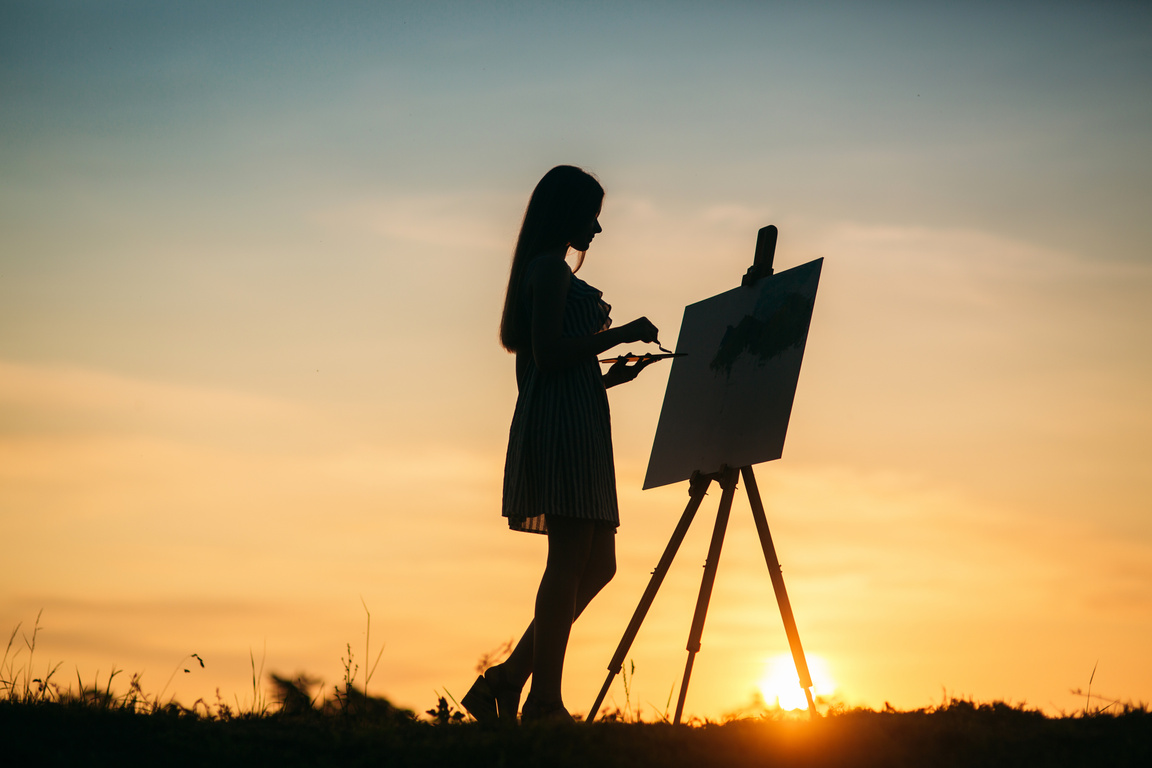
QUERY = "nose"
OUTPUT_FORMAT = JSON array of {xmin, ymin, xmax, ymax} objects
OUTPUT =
[{"xmin": 594, "ymin": 219, "xmax": 603, "ymax": 234}]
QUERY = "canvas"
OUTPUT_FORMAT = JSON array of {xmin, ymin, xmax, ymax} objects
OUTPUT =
[{"xmin": 644, "ymin": 258, "xmax": 823, "ymax": 489}]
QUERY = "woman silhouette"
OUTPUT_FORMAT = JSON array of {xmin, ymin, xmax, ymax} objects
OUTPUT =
[{"xmin": 462, "ymin": 166, "xmax": 659, "ymax": 723}]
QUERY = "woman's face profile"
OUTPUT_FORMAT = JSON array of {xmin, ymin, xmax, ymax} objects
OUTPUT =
[{"xmin": 569, "ymin": 213, "xmax": 602, "ymax": 252}]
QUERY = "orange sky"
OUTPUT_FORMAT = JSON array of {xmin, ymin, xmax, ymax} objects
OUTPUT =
[{"xmin": 3, "ymin": 3, "xmax": 1150, "ymax": 719}]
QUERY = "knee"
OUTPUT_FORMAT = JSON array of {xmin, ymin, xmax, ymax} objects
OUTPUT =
[
  {"xmin": 592, "ymin": 557, "xmax": 616, "ymax": 591},
  {"xmin": 541, "ymin": 559, "xmax": 584, "ymax": 596}
]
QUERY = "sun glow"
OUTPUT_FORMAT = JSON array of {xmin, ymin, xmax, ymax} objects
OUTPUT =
[{"xmin": 758, "ymin": 653, "xmax": 836, "ymax": 711}]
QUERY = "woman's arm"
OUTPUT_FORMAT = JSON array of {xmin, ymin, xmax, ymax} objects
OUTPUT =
[{"xmin": 528, "ymin": 257, "xmax": 658, "ymax": 372}]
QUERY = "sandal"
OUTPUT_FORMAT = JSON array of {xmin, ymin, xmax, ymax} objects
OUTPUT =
[
  {"xmin": 462, "ymin": 665, "xmax": 523, "ymax": 723},
  {"xmin": 461, "ymin": 674, "xmax": 498, "ymax": 723},
  {"xmin": 487, "ymin": 665, "xmax": 524, "ymax": 722}
]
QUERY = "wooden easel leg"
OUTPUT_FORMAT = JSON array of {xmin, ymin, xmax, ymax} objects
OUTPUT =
[
  {"xmin": 585, "ymin": 472, "xmax": 715, "ymax": 723},
  {"xmin": 673, "ymin": 466, "xmax": 740, "ymax": 725},
  {"xmin": 741, "ymin": 465, "xmax": 818, "ymax": 717}
]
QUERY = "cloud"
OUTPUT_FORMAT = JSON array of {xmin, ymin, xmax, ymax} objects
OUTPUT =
[
  {"xmin": 311, "ymin": 192, "xmax": 520, "ymax": 252},
  {"xmin": 0, "ymin": 360, "xmax": 304, "ymax": 425},
  {"xmin": 814, "ymin": 221, "xmax": 1152, "ymax": 300}
]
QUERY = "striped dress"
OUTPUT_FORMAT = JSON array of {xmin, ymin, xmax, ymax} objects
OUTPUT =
[{"xmin": 502, "ymin": 264, "xmax": 619, "ymax": 534}]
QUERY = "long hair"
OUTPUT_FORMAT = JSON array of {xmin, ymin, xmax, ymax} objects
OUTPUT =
[{"xmin": 499, "ymin": 165, "xmax": 604, "ymax": 353}]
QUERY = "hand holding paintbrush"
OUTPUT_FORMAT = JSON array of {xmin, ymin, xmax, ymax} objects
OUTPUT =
[{"xmin": 600, "ymin": 341, "xmax": 685, "ymax": 388}]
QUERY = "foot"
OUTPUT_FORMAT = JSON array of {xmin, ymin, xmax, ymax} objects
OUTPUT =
[
  {"xmin": 461, "ymin": 674, "xmax": 498, "ymax": 723},
  {"xmin": 484, "ymin": 664, "xmax": 524, "ymax": 722},
  {"xmin": 521, "ymin": 695, "xmax": 574, "ymax": 724},
  {"xmin": 462, "ymin": 665, "xmax": 524, "ymax": 723}
]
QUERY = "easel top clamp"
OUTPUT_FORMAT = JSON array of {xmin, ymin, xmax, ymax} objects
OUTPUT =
[{"xmin": 742, "ymin": 224, "xmax": 778, "ymax": 286}]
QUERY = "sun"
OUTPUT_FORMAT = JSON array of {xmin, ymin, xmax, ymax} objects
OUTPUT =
[{"xmin": 758, "ymin": 653, "xmax": 836, "ymax": 710}]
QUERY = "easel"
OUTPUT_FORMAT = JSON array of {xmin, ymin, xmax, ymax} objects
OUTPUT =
[{"xmin": 586, "ymin": 226, "xmax": 818, "ymax": 724}]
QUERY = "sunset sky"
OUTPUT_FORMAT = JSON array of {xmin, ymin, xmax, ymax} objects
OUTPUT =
[{"xmin": 3, "ymin": 1, "xmax": 1150, "ymax": 719}]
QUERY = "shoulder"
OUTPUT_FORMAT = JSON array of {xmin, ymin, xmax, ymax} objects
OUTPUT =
[{"xmin": 526, "ymin": 255, "xmax": 572, "ymax": 294}]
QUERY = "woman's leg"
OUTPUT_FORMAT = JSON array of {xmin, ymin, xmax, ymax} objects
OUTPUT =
[
  {"xmin": 500, "ymin": 522, "xmax": 616, "ymax": 686},
  {"xmin": 574, "ymin": 522, "xmax": 616, "ymax": 617},
  {"xmin": 525, "ymin": 516, "xmax": 596, "ymax": 704},
  {"xmin": 499, "ymin": 622, "xmax": 535, "ymax": 690}
]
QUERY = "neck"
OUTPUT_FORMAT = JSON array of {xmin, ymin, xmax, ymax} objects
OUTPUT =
[{"xmin": 538, "ymin": 243, "xmax": 570, "ymax": 260}]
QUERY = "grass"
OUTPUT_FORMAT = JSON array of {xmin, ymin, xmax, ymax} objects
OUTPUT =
[
  {"xmin": 2, "ymin": 612, "xmax": 1150, "ymax": 767},
  {"xmin": 4, "ymin": 696, "xmax": 1150, "ymax": 768}
]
